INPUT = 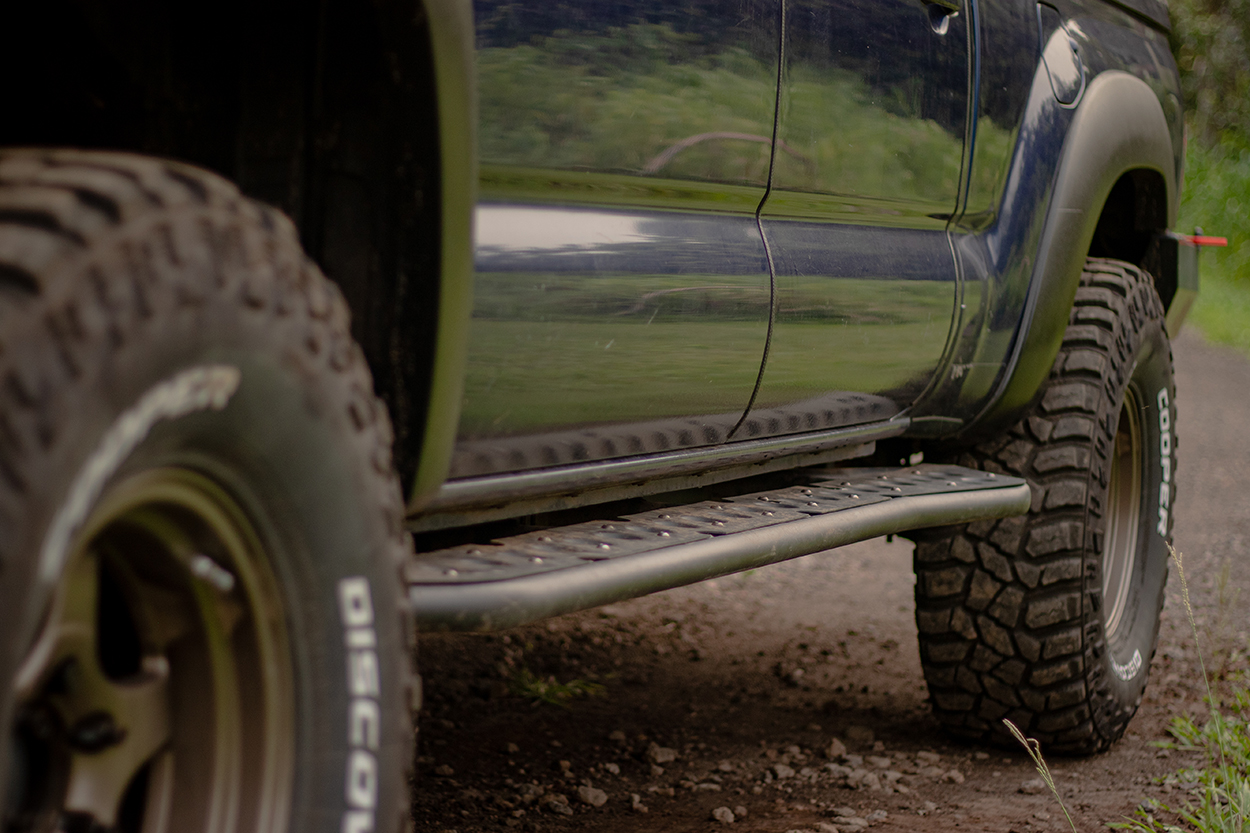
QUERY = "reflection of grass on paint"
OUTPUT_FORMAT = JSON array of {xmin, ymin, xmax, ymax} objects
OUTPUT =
[
  {"xmin": 477, "ymin": 24, "xmax": 1012, "ymax": 205},
  {"xmin": 459, "ymin": 315, "xmax": 947, "ymax": 435}
]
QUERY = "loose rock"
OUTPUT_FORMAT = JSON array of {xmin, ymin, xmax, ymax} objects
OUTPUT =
[
  {"xmin": 1020, "ymin": 778, "xmax": 1046, "ymax": 795},
  {"xmin": 711, "ymin": 806, "xmax": 736, "ymax": 824},
  {"xmin": 630, "ymin": 793, "xmax": 649, "ymax": 813},
  {"xmin": 576, "ymin": 785, "xmax": 608, "ymax": 807},
  {"xmin": 541, "ymin": 793, "xmax": 574, "ymax": 816},
  {"xmin": 774, "ymin": 763, "xmax": 796, "ymax": 779},
  {"xmin": 824, "ymin": 737, "xmax": 848, "ymax": 759},
  {"xmin": 647, "ymin": 742, "xmax": 678, "ymax": 764},
  {"xmin": 942, "ymin": 769, "xmax": 965, "ymax": 784}
]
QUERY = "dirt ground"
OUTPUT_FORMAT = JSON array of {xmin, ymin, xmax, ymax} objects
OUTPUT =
[{"xmin": 412, "ymin": 328, "xmax": 1249, "ymax": 833}]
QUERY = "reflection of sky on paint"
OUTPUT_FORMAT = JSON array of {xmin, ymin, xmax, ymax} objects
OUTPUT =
[{"xmin": 476, "ymin": 206, "xmax": 648, "ymax": 254}]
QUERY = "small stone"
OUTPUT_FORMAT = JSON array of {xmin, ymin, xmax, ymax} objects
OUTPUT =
[
  {"xmin": 647, "ymin": 742, "xmax": 678, "ymax": 764},
  {"xmin": 609, "ymin": 730, "xmax": 627, "ymax": 743},
  {"xmin": 816, "ymin": 824, "xmax": 841, "ymax": 833},
  {"xmin": 696, "ymin": 783, "xmax": 723, "ymax": 792},
  {"xmin": 541, "ymin": 793, "xmax": 574, "ymax": 816},
  {"xmin": 841, "ymin": 754, "xmax": 864, "ymax": 768},
  {"xmin": 917, "ymin": 765, "xmax": 946, "ymax": 779},
  {"xmin": 871, "ymin": 741, "xmax": 885, "ymax": 753},
  {"xmin": 733, "ymin": 805, "xmax": 748, "ymax": 818},
  {"xmin": 917, "ymin": 801, "xmax": 938, "ymax": 815},
  {"xmin": 1034, "ymin": 811, "xmax": 1052, "ymax": 820},
  {"xmin": 867, "ymin": 756, "xmax": 892, "ymax": 769},
  {"xmin": 1020, "ymin": 778, "xmax": 1046, "ymax": 795},
  {"xmin": 825, "ymin": 737, "xmax": 848, "ymax": 759},
  {"xmin": 831, "ymin": 806, "xmax": 857, "ymax": 817},
  {"xmin": 650, "ymin": 764, "xmax": 665, "ymax": 777},
  {"xmin": 505, "ymin": 742, "xmax": 519, "ymax": 754},
  {"xmin": 974, "ymin": 751, "xmax": 989, "ymax": 760},
  {"xmin": 774, "ymin": 764, "xmax": 796, "ymax": 779},
  {"xmin": 717, "ymin": 760, "xmax": 736, "ymax": 772},
  {"xmin": 576, "ymin": 785, "xmax": 608, "ymax": 807},
  {"xmin": 825, "ymin": 763, "xmax": 853, "ymax": 779},
  {"xmin": 433, "ymin": 765, "xmax": 455, "ymax": 777},
  {"xmin": 866, "ymin": 810, "xmax": 888, "ymax": 822},
  {"xmin": 604, "ymin": 762, "xmax": 620, "ymax": 775},
  {"xmin": 557, "ymin": 760, "xmax": 572, "ymax": 773},
  {"xmin": 915, "ymin": 751, "xmax": 942, "ymax": 765},
  {"xmin": 942, "ymin": 769, "xmax": 965, "ymax": 784},
  {"xmin": 807, "ymin": 723, "xmax": 823, "ymax": 732},
  {"xmin": 630, "ymin": 793, "xmax": 649, "ymax": 813},
  {"xmin": 711, "ymin": 806, "xmax": 736, "ymax": 824}
]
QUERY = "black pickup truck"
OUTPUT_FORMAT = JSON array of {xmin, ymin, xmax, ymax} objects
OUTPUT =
[{"xmin": 0, "ymin": 1, "xmax": 1198, "ymax": 831}]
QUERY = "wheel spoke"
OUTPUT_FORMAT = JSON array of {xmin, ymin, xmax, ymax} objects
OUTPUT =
[
  {"xmin": 61, "ymin": 659, "xmax": 171, "ymax": 825},
  {"xmin": 13, "ymin": 548, "xmax": 174, "ymax": 827}
]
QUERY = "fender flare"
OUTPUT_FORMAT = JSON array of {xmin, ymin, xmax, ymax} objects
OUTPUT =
[
  {"xmin": 971, "ymin": 70, "xmax": 1176, "ymax": 431},
  {"xmin": 411, "ymin": 0, "xmax": 477, "ymax": 507}
]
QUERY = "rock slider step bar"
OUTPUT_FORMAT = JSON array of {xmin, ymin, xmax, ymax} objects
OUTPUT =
[{"xmin": 408, "ymin": 465, "xmax": 1031, "ymax": 631}]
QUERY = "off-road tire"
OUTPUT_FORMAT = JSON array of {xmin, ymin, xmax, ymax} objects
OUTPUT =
[
  {"xmin": 912, "ymin": 258, "xmax": 1174, "ymax": 753},
  {"xmin": 0, "ymin": 150, "xmax": 415, "ymax": 832}
]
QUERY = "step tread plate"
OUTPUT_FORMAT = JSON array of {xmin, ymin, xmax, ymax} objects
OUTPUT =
[{"xmin": 407, "ymin": 466, "xmax": 1017, "ymax": 587}]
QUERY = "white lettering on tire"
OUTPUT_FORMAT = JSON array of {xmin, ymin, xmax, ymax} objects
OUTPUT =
[
  {"xmin": 38, "ymin": 365, "xmax": 241, "ymax": 586},
  {"xmin": 1157, "ymin": 389, "xmax": 1172, "ymax": 537},
  {"xmin": 1112, "ymin": 648, "xmax": 1143, "ymax": 682},
  {"xmin": 339, "ymin": 577, "xmax": 379, "ymax": 833}
]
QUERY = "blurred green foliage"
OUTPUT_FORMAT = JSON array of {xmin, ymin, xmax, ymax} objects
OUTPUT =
[
  {"xmin": 1170, "ymin": 0, "xmax": 1250, "ymax": 149},
  {"xmin": 1169, "ymin": 0, "xmax": 1250, "ymax": 349}
]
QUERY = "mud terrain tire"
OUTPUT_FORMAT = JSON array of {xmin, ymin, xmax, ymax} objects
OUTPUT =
[
  {"xmin": 912, "ymin": 258, "xmax": 1174, "ymax": 753},
  {"xmin": 0, "ymin": 150, "xmax": 414, "ymax": 832}
]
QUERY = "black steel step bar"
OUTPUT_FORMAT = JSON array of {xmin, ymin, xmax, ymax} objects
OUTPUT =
[{"xmin": 407, "ymin": 465, "xmax": 1031, "ymax": 632}]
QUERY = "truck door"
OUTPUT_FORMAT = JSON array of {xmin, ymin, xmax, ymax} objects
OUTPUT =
[
  {"xmin": 748, "ymin": 0, "xmax": 969, "ymax": 437},
  {"xmin": 457, "ymin": 0, "xmax": 780, "ymax": 479}
]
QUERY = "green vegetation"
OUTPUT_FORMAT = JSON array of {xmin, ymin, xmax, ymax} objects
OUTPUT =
[
  {"xmin": 1112, "ymin": 548, "xmax": 1250, "ymax": 833},
  {"xmin": 1169, "ymin": 0, "xmax": 1250, "ymax": 352},
  {"xmin": 1003, "ymin": 719, "xmax": 1078, "ymax": 833},
  {"xmin": 1180, "ymin": 141, "xmax": 1250, "ymax": 353},
  {"xmin": 508, "ymin": 667, "xmax": 606, "ymax": 709}
]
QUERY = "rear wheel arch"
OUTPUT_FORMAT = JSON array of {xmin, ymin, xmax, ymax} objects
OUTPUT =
[{"xmin": 963, "ymin": 70, "xmax": 1178, "ymax": 439}]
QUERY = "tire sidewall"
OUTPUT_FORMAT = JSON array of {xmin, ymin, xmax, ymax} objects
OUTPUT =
[
  {"xmin": 1089, "ymin": 320, "xmax": 1174, "ymax": 717},
  {"xmin": 2, "ymin": 206, "xmax": 409, "ymax": 833}
]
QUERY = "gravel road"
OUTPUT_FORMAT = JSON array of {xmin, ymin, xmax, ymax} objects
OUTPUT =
[{"xmin": 412, "ymin": 328, "xmax": 1247, "ymax": 832}]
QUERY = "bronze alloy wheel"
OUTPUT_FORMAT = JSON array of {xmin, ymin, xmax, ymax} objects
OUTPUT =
[
  {"xmin": 8, "ymin": 468, "xmax": 294, "ymax": 833},
  {"xmin": 1102, "ymin": 389, "xmax": 1144, "ymax": 643}
]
